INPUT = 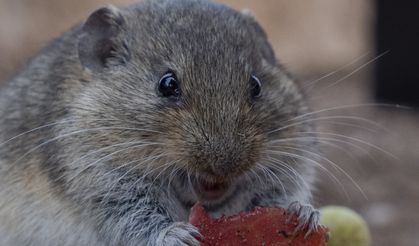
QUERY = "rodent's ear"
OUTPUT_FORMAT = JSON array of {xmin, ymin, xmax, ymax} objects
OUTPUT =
[
  {"xmin": 241, "ymin": 9, "xmax": 257, "ymax": 20},
  {"xmin": 78, "ymin": 5, "xmax": 130, "ymax": 72}
]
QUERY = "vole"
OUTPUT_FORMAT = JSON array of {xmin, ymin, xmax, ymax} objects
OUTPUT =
[{"xmin": 0, "ymin": 0, "xmax": 319, "ymax": 245}]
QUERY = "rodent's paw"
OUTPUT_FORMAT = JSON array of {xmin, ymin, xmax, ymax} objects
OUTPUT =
[
  {"xmin": 287, "ymin": 201, "xmax": 320, "ymax": 237},
  {"xmin": 156, "ymin": 222, "xmax": 201, "ymax": 246}
]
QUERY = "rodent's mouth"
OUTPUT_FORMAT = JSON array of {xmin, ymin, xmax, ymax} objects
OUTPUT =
[{"xmin": 190, "ymin": 175, "xmax": 230, "ymax": 201}]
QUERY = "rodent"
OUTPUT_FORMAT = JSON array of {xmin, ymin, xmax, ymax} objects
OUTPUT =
[{"xmin": 0, "ymin": 0, "xmax": 319, "ymax": 245}]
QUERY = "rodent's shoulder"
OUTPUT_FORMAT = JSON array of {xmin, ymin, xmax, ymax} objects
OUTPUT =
[{"xmin": 0, "ymin": 25, "xmax": 84, "ymax": 149}]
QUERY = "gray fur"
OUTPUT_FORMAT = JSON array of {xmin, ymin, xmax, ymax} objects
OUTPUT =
[{"xmin": 0, "ymin": 0, "xmax": 319, "ymax": 245}]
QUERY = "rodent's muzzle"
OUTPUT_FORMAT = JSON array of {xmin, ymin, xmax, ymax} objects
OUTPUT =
[
  {"xmin": 190, "ymin": 174, "xmax": 230, "ymax": 201},
  {"xmin": 187, "ymin": 138, "xmax": 258, "ymax": 187},
  {"xmin": 184, "ymin": 138, "xmax": 253, "ymax": 201}
]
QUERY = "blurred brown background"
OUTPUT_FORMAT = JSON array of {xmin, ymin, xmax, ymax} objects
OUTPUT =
[
  {"xmin": 0, "ymin": 0, "xmax": 418, "ymax": 245},
  {"xmin": 0, "ymin": 0, "xmax": 372, "ymax": 80}
]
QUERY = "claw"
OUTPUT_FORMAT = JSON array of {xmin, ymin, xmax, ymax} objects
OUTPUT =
[
  {"xmin": 287, "ymin": 201, "xmax": 320, "ymax": 238},
  {"xmin": 156, "ymin": 222, "xmax": 201, "ymax": 246}
]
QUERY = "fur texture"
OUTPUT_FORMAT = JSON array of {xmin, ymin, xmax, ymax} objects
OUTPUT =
[{"xmin": 0, "ymin": 0, "xmax": 318, "ymax": 245}]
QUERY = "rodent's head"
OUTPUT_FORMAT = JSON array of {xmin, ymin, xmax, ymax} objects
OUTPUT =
[{"xmin": 70, "ymin": 0, "xmax": 314, "ymax": 203}]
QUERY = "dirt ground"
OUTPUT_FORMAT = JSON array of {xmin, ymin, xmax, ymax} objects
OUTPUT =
[{"xmin": 0, "ymin": 0, "xmax": 418, "ymax": 245}]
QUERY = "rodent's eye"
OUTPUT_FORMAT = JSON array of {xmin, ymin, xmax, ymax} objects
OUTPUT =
[
  {"xmin": 250, "ymin": 75, "xmax": 262, "ymax": 98},
  {"xmin": 158, "ymin": 71, "xmax": 181, "ymax": 98}
]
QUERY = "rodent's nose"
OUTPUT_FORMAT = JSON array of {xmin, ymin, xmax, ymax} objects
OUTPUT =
[
  {"xmin": 208, "ymin": 161, "xmax": 235, "ymax": 177},
  {"xmin": 197, "ymin": 140, "xmax": 249, "ymax": 177}
]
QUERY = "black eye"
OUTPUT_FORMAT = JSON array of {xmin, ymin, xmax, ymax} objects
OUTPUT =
[
  {"xmin": 158, "ymin": 71, "xmax": 181, "ymax": 98},
  {"xmin": 250, "ymin": 75, "xmax": 262, "ymax": 98}
]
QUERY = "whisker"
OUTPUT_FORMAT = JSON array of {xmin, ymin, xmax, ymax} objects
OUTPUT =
[
  {"xmin": 247, "ymin": 167, "xmax": 264, "ymax": 188},
  {"xmin": 66, "ymin": 142, "xmax": 161, "ymax": 183},
  {"xmin": 99, "ymin": 154, "xmax": 168, "ymax": 206},
  {"xmin": 187, "ymin": 169, "xmax": 195, "ymax": 199},
  {"xmin": 303, "ymin": 51, "xmax": 371, "ymax": 90},
  {"xmin": 279, "ymin": 145, "xmax": 367, "ymax": 199},
  {"xmin": 9, "ymin": 126, "xmax": 162, "ymax": 167},
  {"xmin": 115, "ymin": 153, "xmax": 168, "ymax": 197},
  {"xmin": 105, "ymin": 153, "xmax": 167, "ymax": 180},
  {"xmin": 256, "ymin": 163, "xmax": 287, "ymax": 197},
  {"xmin": 264, "ymin": 160, "xmax": 301, "ymax": 192},
  {"xmin": 0, "ymin": 117, "xmax": 136, "ymax": 148},
  {"xmin": 274, "ymin": 103, "xmax": 410, "ymax": 133},
  {"xmin": 265, "ymin": 149, "xmax": 350, "ymax": 200},
  {"xmin": 321, "ymin": 50, "xmax": 389, "ymax": 90},
  {"xmin": 267, "ymin": 167, "xmax": 288, "ymax": 199},
  {"xmin": 269, "ymin": 115, "xmax": 393, "ymax": 135},
  {"xmin": 252, "ymin": 164, "xmax": 269, "ymax": 190},
  {"xmin": 136, "ymin": 156, "xmax": 174, "ymax": 183},
  {"xmin": 319, "ymin": 120, "xmax": 380, "ymax": 134},
  {"xmin": 165, "ymin": 165, "xmax": 182, "ymax": 199},
  {"xmin": 154, "ymin": 160, "xmax": 179, "ymax": 183},
  {"xmin": 296, "ymin": 131, "xmax": 399, "ymax": 160},
  {"xmin": 49, "ymin": 140, "xmax": 154, "ymax": 182},
  {"xmin": 149, "ymin": 160, "xmax": 181, "ymax": 195},
  {"xmin": 263, "ymin": 156, "xmax": 309, "ymax": 192},
  {"xmin": 268, "ymin": 136, "xmax": 379, "ymax": 162},
  {"xmin": 272, "ymin": 141, "xmax": 362, "ymax": 166}
]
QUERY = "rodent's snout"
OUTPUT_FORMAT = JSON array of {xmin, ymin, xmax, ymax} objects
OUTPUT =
[
  {"xmin": 190, "ymin": 133, "xmax": 259, "ymax": 179},
  {"xmin": 184, "ymin": 133, "xmax": 259, "ymax": 201}
]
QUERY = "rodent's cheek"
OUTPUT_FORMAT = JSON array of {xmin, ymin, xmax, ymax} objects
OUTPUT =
[{"xmin": 152, "ymin": 129, "xmax": 190, "ymax": 167}]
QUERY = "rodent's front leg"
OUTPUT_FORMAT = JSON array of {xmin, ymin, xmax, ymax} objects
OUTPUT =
[
  {"xmin": 94, "ymin": 184, "xmax": 200, "ymax": 246},
  {"xmin": 155, "ymin": 222, "xmax": 201, "ymax": 246}
]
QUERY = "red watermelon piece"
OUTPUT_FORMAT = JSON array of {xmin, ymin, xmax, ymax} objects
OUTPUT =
[{"xmin": 189, "ymin": 203, "xmax": 328, "ymax": 246}]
